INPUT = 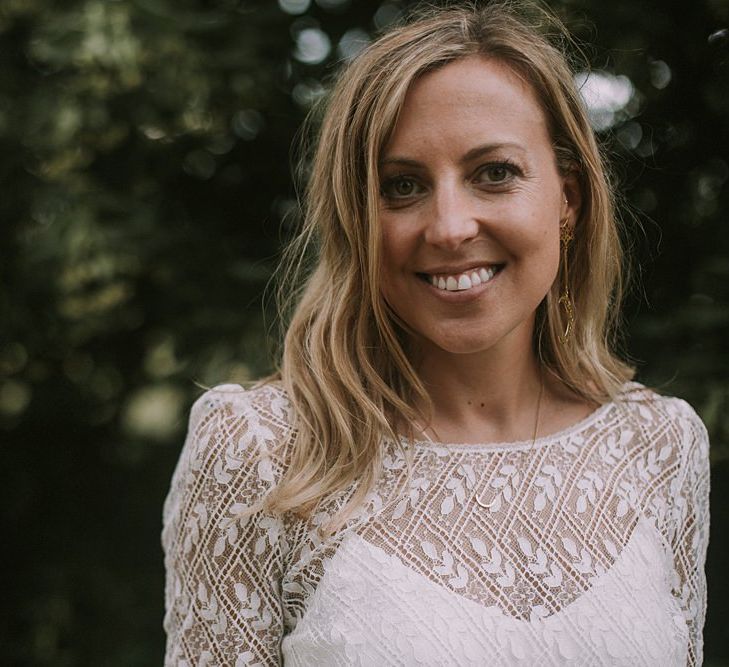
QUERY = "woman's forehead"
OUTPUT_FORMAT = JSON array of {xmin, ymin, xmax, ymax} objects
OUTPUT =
[{"xmin": 382, "ymin": 56, "xmax": 551, "ymax": 163}]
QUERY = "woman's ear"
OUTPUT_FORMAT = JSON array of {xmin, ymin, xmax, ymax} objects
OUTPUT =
[{"xmin": 561, "ymin": 171, "xmax": 582, "ymax": 230}]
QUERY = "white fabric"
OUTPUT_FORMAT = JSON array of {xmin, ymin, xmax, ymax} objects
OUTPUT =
[{"xmin": 162, "ymin": 381, "xmax": 710, "ymax": 666}]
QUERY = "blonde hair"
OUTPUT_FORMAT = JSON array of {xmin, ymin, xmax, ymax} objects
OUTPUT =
[{"xmin": 258, "ymin": 0, "xmax": 634, "ymax": 535}]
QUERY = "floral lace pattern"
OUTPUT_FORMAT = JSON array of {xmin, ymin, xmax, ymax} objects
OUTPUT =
[{"xmin": 162, "ymin": 382, "xmax": 710, "ymax": 666}]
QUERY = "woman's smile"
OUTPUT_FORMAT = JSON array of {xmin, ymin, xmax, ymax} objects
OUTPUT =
[
  {"xmin": 419, "ymin": 262, "xmax": 503, "ymax": 289},
  {"xmin": 414, "ymin": 263, "xmax": 506, "ymax": 302}
]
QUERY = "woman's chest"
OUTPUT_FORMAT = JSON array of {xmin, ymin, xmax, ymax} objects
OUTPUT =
[
  {"xmin": 281, "ymin": 439, "xmax": 686, "ymax": 665},
  {"xmin": 282, "ymin": 516, "xmax": 686, "ymax": 666},
  {"xmin": 284, "ymin": 434, "xmax": 687, "ymax": 665}
]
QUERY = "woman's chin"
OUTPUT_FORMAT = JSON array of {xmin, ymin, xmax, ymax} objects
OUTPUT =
[{"xmin": 422, "ymin": 333, "xmax": 501, "ymax": 357}]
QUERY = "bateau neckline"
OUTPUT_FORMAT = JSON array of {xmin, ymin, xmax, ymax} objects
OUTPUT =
[{"xmin": 401, "ymin": 399, "xmax": 617, "ymax": 453}]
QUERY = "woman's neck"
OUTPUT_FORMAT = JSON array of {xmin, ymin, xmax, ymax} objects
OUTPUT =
[{"xmin": 414, "ymin": 339, "xmax": 545, "ymax": 445}]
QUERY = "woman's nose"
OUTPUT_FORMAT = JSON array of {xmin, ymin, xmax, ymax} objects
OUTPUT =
[{"xmin": 423, "ymin": 182, "xmax": 480, "ymax": 250}]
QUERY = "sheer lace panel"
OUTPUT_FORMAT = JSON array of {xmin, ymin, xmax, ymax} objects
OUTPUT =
[{"xmin": 162, "ymin": 382, "xmax": 710, "ymax": 666}]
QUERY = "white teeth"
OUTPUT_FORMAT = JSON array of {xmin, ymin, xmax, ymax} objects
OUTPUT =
[{"xmin": 427, "ymin": 265, "xmax": 501, "ymax": 292}]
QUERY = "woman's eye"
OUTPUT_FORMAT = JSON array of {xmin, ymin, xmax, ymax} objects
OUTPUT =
[
  {"xmin": 381, "ymin": 177, "xmax": 421, "ymax": 199},
  {"xmin": 476, "ymin": 162, "xmax": 519, "ymax": 184},
  {"xmin": 486, "ymin": 165, "xmax": 508, "ymax": 181}
]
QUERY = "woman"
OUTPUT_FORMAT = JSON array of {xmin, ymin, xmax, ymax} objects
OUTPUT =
[{"xmin": 162, "ymin": 2, "xmax": 710, "ymax": 665}]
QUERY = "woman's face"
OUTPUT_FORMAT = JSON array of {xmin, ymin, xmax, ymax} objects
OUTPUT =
[{"xmin": 378, "ymin": 55, "xmax": 576, "ymax": 359}]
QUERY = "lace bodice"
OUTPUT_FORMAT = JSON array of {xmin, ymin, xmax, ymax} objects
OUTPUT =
[{"xmin": 162, "ymin": 382, "xmax": 710, "ymax": 666}]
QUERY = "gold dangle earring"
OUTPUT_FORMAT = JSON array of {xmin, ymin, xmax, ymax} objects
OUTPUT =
[{"xmin": 557, "ymin": 217, "xmax": 575, "ymax": 344}]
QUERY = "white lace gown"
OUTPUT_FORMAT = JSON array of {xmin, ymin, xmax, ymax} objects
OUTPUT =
[{"xmin": 162, "ymin": 382, "xmax": 710, "ymax": 666}]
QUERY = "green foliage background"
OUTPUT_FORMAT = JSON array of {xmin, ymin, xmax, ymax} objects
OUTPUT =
[{"xmin": 1, "ymin": 0, "xmax": 727, "ymax": 663}]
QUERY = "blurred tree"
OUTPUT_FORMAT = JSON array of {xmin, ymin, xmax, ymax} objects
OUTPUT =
[{"xmin": 0, "ymin": 0, "xmax": 726, "ymax": 663}]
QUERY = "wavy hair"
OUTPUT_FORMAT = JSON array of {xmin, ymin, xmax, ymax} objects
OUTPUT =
[{"xmin": 257, "ymin": 0, "xmax": 634, "ymax": 536}]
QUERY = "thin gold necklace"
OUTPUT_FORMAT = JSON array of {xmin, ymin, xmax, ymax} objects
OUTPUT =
[{"xmin": 474, "ymin": 368, "xmax": 544, "ymax": 509}]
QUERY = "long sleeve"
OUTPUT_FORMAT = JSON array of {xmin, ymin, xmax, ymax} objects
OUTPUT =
[
  {"xmin": 668, "ymin": 400, "xmax": 711, "ymax": 667},
  {"xmin": 162, "ymin": 385, "xmax": 289, "ymax": 666}
]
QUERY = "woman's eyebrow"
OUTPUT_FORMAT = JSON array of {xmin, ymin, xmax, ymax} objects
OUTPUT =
[
  {"xmin": 461, "ymin": 141, "xmax": 526, "ymax": 163},
  {"xmin": 379, "ymin": 142, "xmax": 526, "ymax": 168},
  {"xmin": 379, "ymin": 156, "xmax": 424, "ymax": 169}
]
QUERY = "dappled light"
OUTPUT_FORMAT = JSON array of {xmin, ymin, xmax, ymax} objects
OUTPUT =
[
  {"xmin": 574, "ymin": 70, "xmax": 636, "ymax": 131},
  {"xmin": 293, "ymin": 25, "xmax": 332, "ymax": 64}
]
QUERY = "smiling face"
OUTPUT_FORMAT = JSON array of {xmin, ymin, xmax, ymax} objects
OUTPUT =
[{"xmin": 378, "ymin": 55, "xmax": 576, "ymax": 361}]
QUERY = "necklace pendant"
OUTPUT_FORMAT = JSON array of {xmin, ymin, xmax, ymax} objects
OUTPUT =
[{"xmin": 474, "ymin": 492, "xmax": 499, "ymax": 509}]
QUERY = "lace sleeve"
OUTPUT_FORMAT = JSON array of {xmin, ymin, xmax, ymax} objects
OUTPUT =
[
  {"xmin": 162, "ymin": 385, "xmax": 288, "ymax": 666},
  {"xmin": 669, "ymin": 400, "xmax": 711, "ymax": 667}
]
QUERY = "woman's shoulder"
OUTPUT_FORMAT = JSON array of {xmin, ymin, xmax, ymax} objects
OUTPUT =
[
  {"xmin": 616, "ymin": 381, "xmax": 706, "ymax": 425},
  {"xmin": 613, "ymin": 381, "xmax": 709, "ymax": 459},
  {"xmin": 190, "ymin": 378, "xmax": 293, "ymax": 432},
  {"xmin": 181, "ymin": 379, "xmax": 295, "ymax": 472},
  {"xmin": 190, "ymin": 379, "xmax": 292, "ymax": 422}
]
